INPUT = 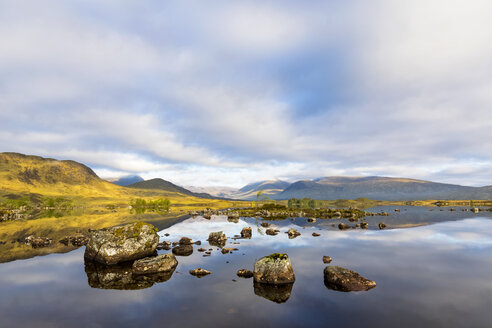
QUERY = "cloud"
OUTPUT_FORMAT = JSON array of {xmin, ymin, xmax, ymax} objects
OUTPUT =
[{"xmin": 1, "ymin": 0, "xmax": 492, "ymax": 187}]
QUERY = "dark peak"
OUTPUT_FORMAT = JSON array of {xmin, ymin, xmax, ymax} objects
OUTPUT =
[{"xmin": 111, "ymin": 175, "xmax": 144, "ymax": 186}]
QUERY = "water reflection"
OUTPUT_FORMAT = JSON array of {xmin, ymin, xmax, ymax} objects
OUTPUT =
[
  {"xmin": 1, "ymin": 213, "xmax": 492, "ymax": 327},
  {"xmin": 85, "ymin": 259, "xmax": 175, "ymax": 290},
  {"xmin": 253, "ymin": 282, "xmax": 294, "ymax": 303}
]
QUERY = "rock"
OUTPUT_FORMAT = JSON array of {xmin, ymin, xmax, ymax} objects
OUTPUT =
[
  {"xmin": 378, "ymin": 222, "xmax": 387, "ymax": 229},
  {"xmin": 84, "ymin": 222, "xmax": 159, "ymax": 265},
  {"xmin": 312, "ymin": 232, "xmax": 320, "ymax": 237},
  {"xmin": 338, "ymin": 223, "xmax": 351, "ymax": 230},
  {"xmin": 172, "ymin": 244, "xmax": 193, "ymax": 256},
  {"xmin": 323, "ymin": 256, "xmax": 332, "ymax": 264},
  {"xmin": 307, "ymin": 218, "xmax": 316, "ymax": 222},
  {"xmin": 197, "ymin": 247, "xmax": 206, "ymax": 252},
  {"xmin": 189, "ymin": 268, "xmax": 211, "ymax": 277},
  {"xmin": 132, "ymin": 254, "xmax": 178, "ymax": 275},
  {"xmin": 472, "ymin": 208, "xmax": 479, "ymax": 213},
  {"xmin": 287, "ymin": 228, "xmax": 301, "ymax": 238},
  {"xmin": 241, "ymin": 227, "xmax": 252, "ymax": 238},
  {"xmin": 323, "ymin": 266, "xmax": 376, "ymax": 292},
  {"xmin": 261, "ymin": 222, "xmax": 270, "ymax": 228},
  {"xmin": 208, "ymin": 231, "xmax": 227, "ymax": 247},
  {"xmin": 265, "ymin": 228, "xmax": 278, "ymax": 236},
  {"xmin": 25, "ymin": 235, "xmax": 52, "ymax": 248},
  {"xmin": 253, "ymin": 281, "xmax": 293, "ymax": 304},
  {"xmin": 194, "ymin": 240, "xmax": 201, "ymax": 245},
  {"xmin": 179, "ymin": 237, "xmax": 193, "ymax": 245},
  {"xmin": 360, "ymin": 222, "xmax": 369, "ymax": 229},
  {"xmin": 237, "ymin": 269, "xmax": 253, "ymax": 278},
  {"xmin": 253, "ymin": 253, "xmax": 295, "ymax": 284}
]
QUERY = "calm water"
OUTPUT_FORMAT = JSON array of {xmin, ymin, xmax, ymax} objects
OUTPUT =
[{"xmin": 1, "ymin": 208, "xmax": 492, "ymax": 327}]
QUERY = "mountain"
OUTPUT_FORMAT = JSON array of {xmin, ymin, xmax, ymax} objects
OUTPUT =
[
  {"xmin": 226, "ymin": 180, "xmax": 291, "ymax": 200},
  {"xmin": 275, "ymin": 176, "xmax": 492, "ymax": 201},
  {"xmin": 128, "ymin": 178, "xmax": 218, "ymax": 199},
  {"xmin": 109, "ymin": 175, "xmax": 144, "ymax": 186},
  {"xmin": 186, "ymin": 186, "xmax": 238, "ymax": 198}
]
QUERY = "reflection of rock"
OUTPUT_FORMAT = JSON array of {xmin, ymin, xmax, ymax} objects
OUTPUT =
[
  {"xmin": 323, "ymin": 266, "xmax": 376, "ymax": 292},
  {"xmin": 172, "ymin": 244, "xmax": 193, "ymax": 256},
  {"xmin": 208, "ymin": 231, "xmax": 227, "ymax": 247},
  {"xmin": 287, "ymin": 228, "xmax": 300, "ymax": 238},
  {"xmin": 25, "ymin": 235, "xmax": 52, "ymax": 248},
  {"xmin": 240, "ymin": 227, "xmax": 252, "ymax": 238},
  {"xmin": 132, "ymin": 254, "xmax": 178, "ymax": 275},
  {"xmin": 253, "ymin": 281, "xmax": 294, "ymax": 303},
  {"xmin": 59, "ymin": 234, "xmax": 88, "ymax": 247},
  {"xmin": 84, "ymin": 259, "xmax": 175, "ymax": 290},
  {"xmin": 227, "ymin": 217, "xmax": 239, "ymax": 223},
  {"xmin": 84, "ymin": 222, "xmax": 159, "ymax": 265},
  {"xmin": 254, "ymin": 253, "xmax": 295, "ymax": 284}
]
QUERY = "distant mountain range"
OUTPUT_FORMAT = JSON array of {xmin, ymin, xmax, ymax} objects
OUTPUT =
[
  {"xmin": 188, "ymin": 176, "xmax": 492, "ymax": 201},
  {"xmin": 109, "ymin": 175, "xmax": 144, "ymax": 186}
]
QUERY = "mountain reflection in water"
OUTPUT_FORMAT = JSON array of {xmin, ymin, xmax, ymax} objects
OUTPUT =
[{"xmin": 0, "ymin": 212, "xmax": 492, "ymax": 327}]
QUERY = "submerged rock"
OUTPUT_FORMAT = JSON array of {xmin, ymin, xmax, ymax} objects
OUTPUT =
[
  {"xmin": 253, "ymin": 253, "xmax": 295, "ymax": 284},
  {"xmin": 189, "ymin": 268, "xmax": 211, "ymax": 277},
  {"xmin": 208, "ymin": 231, "xmax": 227, "ymax": 247},
  {"xmin": 241, "ymin": 227, "xmax": 252, "ymax": 238},
  {"xmin": 323, "ymin": 266, "xmax": 376, "ymax": 292},
  {"xmin": 84, "ymin": 222, "xmax": 159, "ymax": 265},
  {"xmin": 172, "ymin": 244, "xmax": 193, "ymax": 256},
  {"xmin": 237, "ymin": 269, "xmax": 254, "ymax": 278},
  {"xmin": 253, "ymin": 281, "xmax": 294, "ymax": 304},
  {"xmin": 132, "ymin": 254, "xmax": 178, "ymax": 275}
]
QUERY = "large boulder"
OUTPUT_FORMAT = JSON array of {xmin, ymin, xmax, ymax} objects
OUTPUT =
[
  {"xmin": 84, "ymin": 222, "xmax": 159, "ymax": 265},
  {"xmin": 323, "ymin": 266, "xmax": 376, "ymax": 292},
  {"xmin": 132, "ymin": 254, "xmax": 178, "ymax": 275},
  {"xmin": 253, "ymin": 253, "xmax": 295, "ymax": 284}
]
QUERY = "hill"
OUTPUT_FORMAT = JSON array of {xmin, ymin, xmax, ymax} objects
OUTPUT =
[
  {"xmin": 0, "ymin": 153, "xmax": 234, "ymax": 208},
  {"xmin": 228, "ymin": 179, "xmax": 291, "ymax": 200},
  {"xmin": 128, "ymin": 178, "xmax": 218, "ymax": 199},
  {"xmin": 274, "ymin": 176, "xmax": 492, "ymax": 201}
]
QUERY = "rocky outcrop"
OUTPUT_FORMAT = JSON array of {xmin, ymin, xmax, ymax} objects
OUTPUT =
[
  {"xmin": 253, "ymin": 281, "xmax": 293, "ymax": 303},
  {"xmin": 132, "ymin": 254, "xmax": 178, "ymax": 275},
  {"xmin": 189, "ymin": 268, "xmax": 211, "ymax": 277},
  {"xmin": 208, "ymin": 231, "xmax": 227, "ymax": 247},
  {"xmin": 323, "ymin": 266, "xmax": 376, "ymax": 292},
  {"xmin": 253, "ymin": 253, "xmax": 295, "ymax": 284},
  {"xmin": 241, "ymin": 227, "xmax": 252, "ymax": 238},
  {"xmin": 84, "ymin": 222, "xmax": 159, "ymax": 265}
]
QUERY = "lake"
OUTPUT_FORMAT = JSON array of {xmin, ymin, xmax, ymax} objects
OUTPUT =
[{"xmin": 1, "ymin": 206, "xmax": 491, "ymax": 327}]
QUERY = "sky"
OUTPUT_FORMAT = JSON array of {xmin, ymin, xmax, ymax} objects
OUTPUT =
[{"xmin": 1, "ymin": 0, "xmax": 492, "ymax": 188}]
